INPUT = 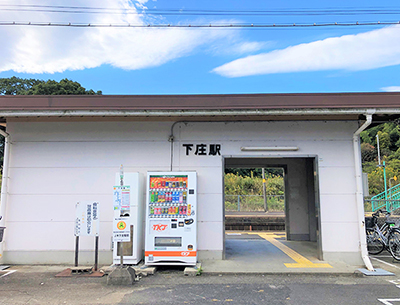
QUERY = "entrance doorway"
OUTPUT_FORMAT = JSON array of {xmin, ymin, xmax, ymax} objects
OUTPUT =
[
  {"xmin": 223, "ymin": 157, "xmax": 322, "ymax": 265},
  {"xmin": 225, "ymin": 167, "xmax": 284, "ymax": 215}
]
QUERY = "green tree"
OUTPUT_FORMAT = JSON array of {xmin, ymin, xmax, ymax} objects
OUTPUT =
[
  {"xmin": 377, "ymin": 131, "xmax": 390, "ymax": 150},
  {"xmin": 360, "ymin": 132, "xmax": 372, "ymax": 145},
  {"xmin": 0, "ymin": 77, "xmax": 102, "ymax": 95},
  {"xmin": 225, "ymin": 168, "xmax": 283, "ymax": 177},
  {"xmin": 389, "ymin": 127, "xmax": 400, "ymax": 151},
  {"xmin": 0, "ymin": 76, "xmax": 42, "ymax": 95},
  {"xmin": 361, "ymin": 143, "xmax": 377, "ymax": 162},
  {"xmin": 26, "ymin": 79, "xmax": 102, "ymax": 95}
]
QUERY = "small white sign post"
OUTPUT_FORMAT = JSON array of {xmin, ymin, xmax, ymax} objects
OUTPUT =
[
  {"xmin": 113, "ymin": 165, "xmax": 131, "ymax": 265},
  {"xmin": 75, "ymin": 201, "xmax": 100, "ymax": 270}
]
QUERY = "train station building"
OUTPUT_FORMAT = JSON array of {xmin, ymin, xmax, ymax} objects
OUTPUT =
[{"xmin": 0, "ymin": 93, "xmax": 399, "ymax": 269}]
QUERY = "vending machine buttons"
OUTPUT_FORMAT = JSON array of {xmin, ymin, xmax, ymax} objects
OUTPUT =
[
  {"xmin": 171, "ymin": 223, "xmax": 177, "ymax": 229},
  {"xmin": 178, "ymin": 222, "xmax": 184, "ymax": 227},
  {"xmin": 184, "ymin": 218, "xmax": 194, "ymax": 225}
]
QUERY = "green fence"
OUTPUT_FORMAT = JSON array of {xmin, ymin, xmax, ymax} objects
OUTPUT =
[
  {"xmin": 365, "ymin": 199, "xmax": 400, "ymax": 213},
  {"xmin": 225, "ymin": 194, "xmax": 285, "ymax": 212}
]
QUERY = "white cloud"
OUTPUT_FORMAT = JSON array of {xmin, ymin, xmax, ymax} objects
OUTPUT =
[
  {"xmin": 212, "ymin": 25, "xmax": 400, "ymax": 77},
  {"xmin": 381, "ymin": 86, "xmax": 400, "ymax": 92},
  {"xmin": 235, "ymin": 42, "xmax": 267, "ymax": 53},
  {"xmin": 0, "ymin": 0, "xmax": 246, "ymax": 74},
  {"xmin": 207, "ymin": 39, "xmax": 270, "ymax": 56}
]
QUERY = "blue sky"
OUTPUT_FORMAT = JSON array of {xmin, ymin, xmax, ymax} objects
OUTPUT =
[{"xmin": 1, "ymin": 0, "xmax": 400, "ymax": 94}]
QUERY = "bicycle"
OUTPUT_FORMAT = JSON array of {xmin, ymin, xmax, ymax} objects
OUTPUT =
[{"xmin": 366, "ymin": 209, "xmax": 400, "ymax": 260}]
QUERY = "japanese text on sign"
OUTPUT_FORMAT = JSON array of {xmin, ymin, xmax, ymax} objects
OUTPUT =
[
  {"xmin": 75, "ymin": 201, "xmax": 100, "ymax": 236},
  {"xmin": 113, "ymin": 185, "xmax": 130, "ymax": 210},
  {"xmin": 182, "ymin": 144, "xmax": 221, "ymax": 156},
  {"xmin": 113, "ymin": 217, "xmax": 131, "ymax": 242}
]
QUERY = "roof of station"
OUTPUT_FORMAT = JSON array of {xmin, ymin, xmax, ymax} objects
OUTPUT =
[{"xmin": 0, "ymin": 93, "xmax": 399, "ymax": 123}]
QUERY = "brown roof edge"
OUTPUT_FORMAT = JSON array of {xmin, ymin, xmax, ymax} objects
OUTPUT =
[{"xmin": 0, "ymin": 92, "xmax": 400, "ymax": 110}]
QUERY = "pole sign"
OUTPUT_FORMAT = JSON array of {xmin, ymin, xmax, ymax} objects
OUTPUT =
[
  {"xmin": 113, "ymin": 217, "xmax": 131, "ymax": 242},
  {"xmin": 113, "ymin": 185, "xmax": 131, "ymax": 211},
  {"xmin": 75, "ymin": 201, "xmax": 100, "ymax": 236}
]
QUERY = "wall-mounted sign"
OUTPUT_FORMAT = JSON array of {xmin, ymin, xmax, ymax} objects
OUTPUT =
[
  {"xmin": 75, "ymin": 201, "xmax": 100, "ymax": 236},
  {"xmin": 182, "ymin": 144, "xmax": 221, "ymax": 156}
]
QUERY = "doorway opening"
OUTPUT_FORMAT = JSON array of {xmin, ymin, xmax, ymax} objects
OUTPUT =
[
  {"xmin": 224, "ymin": 167, "xmax": 285, "ymax": 229},
  {"xmin": 223, "ymin": 157, "xmax": 322, "ymax": 266}
]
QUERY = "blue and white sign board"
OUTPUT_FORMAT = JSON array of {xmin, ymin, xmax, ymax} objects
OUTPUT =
[
  {"xmin": 113, "ymin": 186, "xmax": 130, "ymax": 211},
  {"xmin": 75, "ymin": 201, "xmax": 100, "ymax": 236}
]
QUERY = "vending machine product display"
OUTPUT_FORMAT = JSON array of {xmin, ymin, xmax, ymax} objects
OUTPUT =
[
  {"xmin": 113, "ymin": 172, "xmax": 144, "ymax": 265},
  {"xmin": 145, "ymin": 172, "xmax": 197, "ymax": 266}
]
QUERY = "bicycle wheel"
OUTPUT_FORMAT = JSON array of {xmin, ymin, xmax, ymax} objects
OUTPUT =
[
  {"xmin": 366, "ymin": 228, "xmax": 385, "ymax": 255},
  {"xmin": 388, "ymin": 229, "xmax": 400, "ymax": 260}
]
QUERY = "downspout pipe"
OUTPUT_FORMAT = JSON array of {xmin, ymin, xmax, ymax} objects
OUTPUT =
[
  {"xmin": 169, "ymin": 121, "xmax": 183, "ymax": 171},
  {"xmin": 353, "ymin": 114, "xmax": 374, "ymax": 271},
  {"xmin": 0, "ymin": 129, "xmax": 10, "ymax": 262}
]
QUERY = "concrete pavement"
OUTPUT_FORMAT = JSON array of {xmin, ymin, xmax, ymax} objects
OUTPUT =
[
  {"xmin": 0, "ymin": 265, "xmax": 400, "ymax": 304},
  {"xmin": 1, "ymin": 231, "xmax": 399, "ymax": 304}
]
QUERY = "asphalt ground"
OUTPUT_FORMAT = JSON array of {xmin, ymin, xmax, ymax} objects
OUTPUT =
[
  {"xmin": 370, "ymin": 249, "xmax": 400, "ymax": 275},
  {"xmin": 1, "ymin": 265, "xmax": 400, "ymax": 304},
  {"xmin": 1, "ymin": 232, "xmax": 400, "ymax": 304}
]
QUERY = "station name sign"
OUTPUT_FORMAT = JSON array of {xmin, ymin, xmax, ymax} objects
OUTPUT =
[{"xmin": 182, "ymin": 144, "xmax": 221, "ymax": 156}]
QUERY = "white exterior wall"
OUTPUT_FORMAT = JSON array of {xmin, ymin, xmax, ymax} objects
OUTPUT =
[{"xmin": 3, "ymin": 119, "xmax": 362, "ymax": 265}]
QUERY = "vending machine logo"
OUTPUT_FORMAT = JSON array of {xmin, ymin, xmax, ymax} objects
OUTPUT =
[{"xmin": 152, "ymin": 224, "xmax": 168, "ymax": 232}]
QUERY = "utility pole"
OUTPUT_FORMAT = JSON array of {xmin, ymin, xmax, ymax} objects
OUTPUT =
[
  {"xmin": 376, "ymin": 134, "xmax": 381, "ymax": 166},
  {"xmin": 262, "ymin": 168, "xmax": 268, "ymax": 212},
  {"xmin": 376, "ymin": 135, "xmax": 388, "ymax": 203}
]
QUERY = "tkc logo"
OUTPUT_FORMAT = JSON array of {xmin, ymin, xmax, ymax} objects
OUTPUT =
[
  {"xmin": 181, "ymin": 251, "xmax": 190, "ymax": 257},
  {"xmin": 152, "ymin": 224, "xmax": 168, "ymax": 232}
]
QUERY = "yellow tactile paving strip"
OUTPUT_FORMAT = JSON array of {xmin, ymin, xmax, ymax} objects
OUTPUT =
[{"xmin": 249, "ymin": 232, "xmax": 333, "ymax": 269}]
